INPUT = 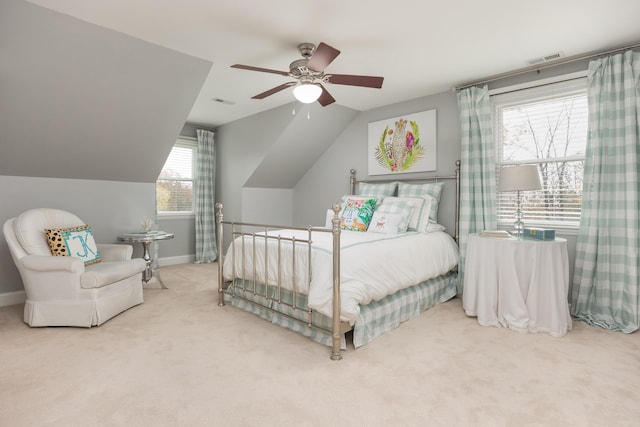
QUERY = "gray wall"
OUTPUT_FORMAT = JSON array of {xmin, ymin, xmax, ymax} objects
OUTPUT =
[
  {"xmin": 0, "ymin": 0, "xmax": 212, "ymax": 183},
  {"xmin": 219, "ymin": 76, "xmax": 584, "ymax": 285},
  {"xmin": 242, "ymin": 188, "xmax": 293, "ymax": 225},
  {"xmin": 0, "ymin": 176, "xmax": 155, "ymax": 293},
  {"xmin": 155, "ymin": 216, "xmax": 196, "ymax": 263},
  {"xmin": 215, "ymin": 103, "xmax": 356, "ymax": 227},
  {"xmin": 0, "ymin": 1, "xmax": 603, "ymax": 301},
  {"xmin": 294, "ymin": 91, "xmax": 461, "ymax": 234},
  {"xmin": 0, "ymin": 0, "xmax": 210, "ymax": 299}
]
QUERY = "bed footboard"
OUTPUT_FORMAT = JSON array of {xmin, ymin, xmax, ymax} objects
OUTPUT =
[{"xmin": 216, "ymin": 203, "xmax": 348, "ymax": 360}]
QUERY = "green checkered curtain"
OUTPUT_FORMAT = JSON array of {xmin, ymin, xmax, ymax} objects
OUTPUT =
[
  {"xmin": 194, "ymin": 129, "xmax": 218, "ymax": 263},
  {"xmin": 456, "ymin": 86, "xmax": 497, "ymax": 294},
  {"xmin": 571, "ymin": 50, "xmax": 640, "ymax": 332}
]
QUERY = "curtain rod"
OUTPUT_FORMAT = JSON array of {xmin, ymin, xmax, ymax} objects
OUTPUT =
[{"xmin": 453, "ymin": 41, "xmax": 640, "ymax": 92}]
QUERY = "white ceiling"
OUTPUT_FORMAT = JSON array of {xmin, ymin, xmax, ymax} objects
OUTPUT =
[{"xmin": 26, "ymin": 0, "xmax": 640, "ymax": 128}]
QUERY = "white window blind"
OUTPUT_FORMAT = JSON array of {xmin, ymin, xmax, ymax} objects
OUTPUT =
[
  {"xmin": 493, "ymin": 77, "xmax": 588, "ymax": 228},
  {"xmin": 156, "ymin": 141, "xmax": 196, "ymax": 214}
]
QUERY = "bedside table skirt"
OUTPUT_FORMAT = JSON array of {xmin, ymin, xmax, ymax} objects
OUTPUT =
[{"xmin": 462, "ymin": 235, "xmax": 572, "ymax": 337}]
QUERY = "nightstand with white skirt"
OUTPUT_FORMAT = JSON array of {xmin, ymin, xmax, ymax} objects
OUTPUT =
[{"xmin": 462, "ymin": 233, "xmax": 572, "ymax": 337}]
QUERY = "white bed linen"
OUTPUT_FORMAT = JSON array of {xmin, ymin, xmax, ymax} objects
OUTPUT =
[{"xmin": 222, "ymin": 229, "xmax": 459, "ymax": 323}]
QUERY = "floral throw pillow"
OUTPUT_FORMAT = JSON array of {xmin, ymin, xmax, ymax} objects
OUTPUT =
[{"xmin": 340, "ymin": 198, "xmax": 377, "ymax": 232}]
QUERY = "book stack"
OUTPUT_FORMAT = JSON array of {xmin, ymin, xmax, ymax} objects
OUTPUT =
[
  {"xmin": 523, "ymin": 228, "xmax": 556, "ymax": 240},
  {"xmin": 479, "ymin": 230, "xmax": 512, "ymax": 238}
]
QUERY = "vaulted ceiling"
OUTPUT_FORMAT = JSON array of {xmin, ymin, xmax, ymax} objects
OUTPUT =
[{"xmin": 22, "ymin": 0, "xmax": 640, "ymax": 128}]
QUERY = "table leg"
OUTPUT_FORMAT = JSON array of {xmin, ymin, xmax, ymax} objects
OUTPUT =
[{"xmin": 140, "ymin": 241, "xmax": 168, "ymax": 289}]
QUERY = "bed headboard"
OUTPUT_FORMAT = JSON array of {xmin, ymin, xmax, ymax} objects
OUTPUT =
[{"xmin": 348, "ymin": 160, "xmax": 460, "ymax": 242}]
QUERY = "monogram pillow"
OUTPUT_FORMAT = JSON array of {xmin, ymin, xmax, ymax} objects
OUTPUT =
[{"xmin": 45, "ymin": 225, "xmax": 101, "ymax": 265}]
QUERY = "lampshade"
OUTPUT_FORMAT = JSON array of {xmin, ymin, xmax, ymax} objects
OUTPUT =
[
  {"xmin": 293, "ymin": 83, "xmax": 322, "ymax": 104},
  {"xmin": 498, "ymin": 164, "xmax": 542, "ymax": 192}
]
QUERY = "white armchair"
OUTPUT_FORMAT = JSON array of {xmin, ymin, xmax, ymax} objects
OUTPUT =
[{"xmin": 3, "ymin": 208, "xmax": 146, "ymax": 327}]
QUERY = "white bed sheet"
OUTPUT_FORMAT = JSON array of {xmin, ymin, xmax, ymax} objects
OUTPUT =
[{"xmin": 222, "ymin": 229, "xmax": 459, "ymax": 323}]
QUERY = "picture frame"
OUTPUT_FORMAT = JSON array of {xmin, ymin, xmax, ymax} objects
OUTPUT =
[{"xmin": 367, "ymin": 109, "xmax": 437, "ymax": 175}]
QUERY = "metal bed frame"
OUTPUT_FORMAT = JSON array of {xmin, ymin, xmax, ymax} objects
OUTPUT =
[{"xmin": 216, "ymin": 161, "xmax": 460, "ymax": 360}]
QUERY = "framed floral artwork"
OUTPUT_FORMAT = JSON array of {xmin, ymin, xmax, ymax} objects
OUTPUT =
[{"xmin": 367, "ymin": 109, "xmax": 437, "ymax": 175}]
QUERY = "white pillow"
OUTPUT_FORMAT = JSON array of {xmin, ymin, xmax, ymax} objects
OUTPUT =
[
  {"xmin": 415, "ymin": 195, "xmax": 434, "ymax": 232},
  {"xmin": 367, "ymin": 212, "xmax": 404, "ymax": 234},
  {"xmin": 425, "ymin": 222, "xmax": 446, "ymax": 232},
  {"xmin": 373, "ymin": 199, "xmax": 414, "ymax": 232},
  {"xmin": 324, "ymin": 209, "xmax": 343, "ymax": 228}
]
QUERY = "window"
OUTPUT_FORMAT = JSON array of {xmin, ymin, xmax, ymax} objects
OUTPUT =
[
  {"xmin": 156, "ymin": 139, "xmax": 196, "ymax": 215},
  {"xmin": 492, "ymin": 77, "xmax": 588, "ymax": 229}
]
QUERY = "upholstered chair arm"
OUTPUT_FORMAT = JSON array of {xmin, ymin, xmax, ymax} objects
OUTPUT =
[
  {"xmin": 18, "ymin": 255, "xmax": 84, "ymax": 302},
  {"xmin": 21, "ymin": 254, "xmax": 84, "ymax": 274},
  {"xmin": 97, "ymin": 244, "xmax": 133, "ymax": 261}
]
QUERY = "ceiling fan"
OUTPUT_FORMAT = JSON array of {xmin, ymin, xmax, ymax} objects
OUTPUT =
[{"xmin": 231, "ymin": 42, "xmax": 384, "ymax": 107}]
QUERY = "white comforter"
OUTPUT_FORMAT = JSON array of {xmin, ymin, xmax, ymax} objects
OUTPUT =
[{"xmin": 222, "ymin": 229, "xmax": 459, "ymax": 323}]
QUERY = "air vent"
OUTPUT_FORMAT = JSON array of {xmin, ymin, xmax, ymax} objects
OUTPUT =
[
  {"xmin": 527, "ymin": 51, "xmax": 564, "ymax": 66},
  {"xmin": 211, "ymin": 98, "xmax": 235, "ymax": 106}
]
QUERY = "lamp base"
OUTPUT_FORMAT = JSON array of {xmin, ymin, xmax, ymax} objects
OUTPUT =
[
  {"xmin": 513, "ymin": 190, "xmax": 524, "ymax": 237},
  {"xmin": 513, "ymin": 218, "xmax": 524, "ymax": 237}
]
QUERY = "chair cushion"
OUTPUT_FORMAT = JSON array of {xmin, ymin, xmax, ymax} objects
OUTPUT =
[
  {"xmin": 81, "ymin": 259, "xmax": 146, "ymax": 289},
  {"xmin": 14, "ymin": 209, "xmax": 85, "ymax": 256}
]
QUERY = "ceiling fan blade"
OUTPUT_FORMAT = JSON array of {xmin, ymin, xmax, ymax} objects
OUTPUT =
[
  {"xmin": 251, "ymin": 82, "xmax": 296, "ymax": 99},
  {"xmin": 317, "ymin": 84, "xmax": 336, "ymax": 107},
  {"xmin": 326, "ymin": 74, "xmax": 384, "ymax": 88},
  {"xmin": 231, "ymin": 64, "xmax": 289, "ymax": 76},
  {"xmin": 306, "ymin": 42, "xmax": 341, "ymax": 72}
]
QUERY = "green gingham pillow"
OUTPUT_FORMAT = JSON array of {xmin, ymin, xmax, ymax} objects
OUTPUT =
[
  {"xmin": 357, "ymin": 181, "xmax": 398, "ymax": 199},
  {"xmin": 371, "ymin": 199, "xmax": 414, "ymax": 232},
  {"xmin": 382, "ymin": 196, "xmax": 426, "ymax": 231},
  {"xmin": 397, "ymin": 181, "xmax": 444, "ymax": 224}
]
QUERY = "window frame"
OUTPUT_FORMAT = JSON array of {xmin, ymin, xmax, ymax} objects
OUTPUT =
[
  {"xmin": 490, "ymin": 72, "xmax": 588, "ymax": 233},
  {"xmin": 156, "ymin": 138, "xmax": 197, "ymax": 218}
]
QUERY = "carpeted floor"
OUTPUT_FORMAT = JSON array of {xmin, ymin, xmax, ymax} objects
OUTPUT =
[{"xmin": 0, "ymin": 262, "xmax": 638, "ymax": 427}]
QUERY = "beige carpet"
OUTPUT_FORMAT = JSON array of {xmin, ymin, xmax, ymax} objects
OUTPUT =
[{"xmin": 1, "ymin": 263, "xmax": 638, "ymax": 427}]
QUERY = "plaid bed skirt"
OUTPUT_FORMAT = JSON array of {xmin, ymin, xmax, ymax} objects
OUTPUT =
[{"xmin": 223, "ymin": 270, "xmax": 457, "ymax": 349}]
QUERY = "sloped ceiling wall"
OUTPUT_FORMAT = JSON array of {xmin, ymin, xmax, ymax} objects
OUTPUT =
[
  {"xmin": 0, "ymin": 0, "xmax": 212, "ymax": 183},
  {"xmin": 244, "ymin": 103, "xmax": 358, "ymax": 188}
]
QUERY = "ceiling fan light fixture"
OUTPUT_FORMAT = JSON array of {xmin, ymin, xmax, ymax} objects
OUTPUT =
[{"xmin": 293, "ymin": 82, "xmax": 322, "ymax": 104}]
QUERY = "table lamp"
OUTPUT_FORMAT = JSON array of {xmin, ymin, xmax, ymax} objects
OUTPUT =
[{"xmin": 498, "ymin": 164, "xmax": 542, "ymax": 236}]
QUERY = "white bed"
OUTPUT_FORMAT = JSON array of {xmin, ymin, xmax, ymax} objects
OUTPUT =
[
  {"xmin": 223, "ymin": 228, "xmax": 458, "ymax": 323},
  {"xmin": 217, "ymin": 163, "xmax": 460, "ymax": 359}
]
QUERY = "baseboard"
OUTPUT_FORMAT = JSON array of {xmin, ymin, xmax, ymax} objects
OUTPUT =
[
  {"xmin": 0, "ymin": 290, "xmax": 26, "ymax": 307},
  {"xmin": 158, "ymin": 254, "xmax": 195, "ymax": 267}
]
